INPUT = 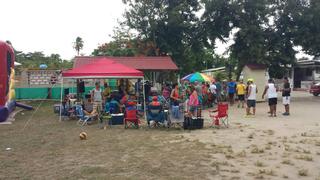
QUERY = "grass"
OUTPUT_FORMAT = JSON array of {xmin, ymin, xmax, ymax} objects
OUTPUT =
[
  {"xmin": 295, "ymin": 155, "xmax": 313, "ymax": 161},
  {"xmin": 281, "ymin": 159, "xmax": 294, "ymax": 166},
  {"xmin": 265, "ymin": 144, "xmax": 272, "ymax": 150},
  {"xmin": 247, "ymin": 132, "xmax": 255, "ymax": 139},
  {"xmin": 0, "ymin": 101, "xmax": 214, "ymax": 179},
  {"xmin": 254, "ymin": 161, "xmax": 265, "ymax": 167},
  {"xmin": 236, "ymin": 150, "xmax": 246, "ymax": 158},
  {"xmin": 298, "ymin": 169, "xmax": 308, "ymax": 176},
  {"xmin": 251, "ymin": 146, "xmax": 265, "ymax": 154},
  {"xmin": 1, "ymin": 99, "xmax": 320, "ymax": 179},
  {"xmin": 258, "ymin": 169, "xmax": 276, "ymax": 176}
]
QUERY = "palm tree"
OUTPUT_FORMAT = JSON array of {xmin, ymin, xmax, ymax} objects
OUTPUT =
[{"xmin": 73, "ymin": 37, "xmax": 84, "ymax": 56}]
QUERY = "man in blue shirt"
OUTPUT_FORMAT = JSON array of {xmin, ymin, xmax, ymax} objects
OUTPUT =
[{"xmin": 227, "ymin": 79, "xmax": 237, "ymax": 105}]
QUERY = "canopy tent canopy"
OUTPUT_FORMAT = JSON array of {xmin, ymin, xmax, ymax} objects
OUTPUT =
[
  {"xmin": 59, "ymin": 58, "xmax": 146, "ymax": 121},
  {"xmin": 62, "ymin": 58, "xmax": 144, "ymax": 79}
]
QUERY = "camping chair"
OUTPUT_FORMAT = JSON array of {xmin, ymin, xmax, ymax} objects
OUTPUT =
[
  {"xmin": 209, "ymin": 103, "xmax": 229, "ymax": 128},
  {"xmin": 147, "ymin": 105, "xmax": 165, "ymax": 127},
  {"xmin": 124, "ymin": 108, "xmax": 139, "ymax": 129},
  {"xmin": 168, "ymin": 103, "xmax": 185, "ymax": 128},
  {"xmin": 76, "ymin": 105, "xmax": 92, "ymax": 126}
]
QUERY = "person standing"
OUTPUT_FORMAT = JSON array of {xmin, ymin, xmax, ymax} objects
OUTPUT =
[
  {"xmin": 202, "ymin": 82, "xmax": 208, "ymax": 108},
  {"xmin": 246, "ymin": 79, "xmax": 257, "ymax": 117},
  {"xmin": 103, "ymin": 82, "xmax": 111, "ymax": 102},
  {"xmin": 262, "ymin": 79, "xmax": 278, "ymax": 117},
  {"xmin": 282, "ymin": 77, "xmax": 291, "ymax": 116},
  {"xmin": 170, "ymin": 83, "xmax": 180, "ymax": 106},
  {"xmin": 227, "ymin": 79, "xmax": 237, "ymax": 105},
  {"xmin": 188, "ymin": 86, "xmax": 199, "ymax": 117},
  {"xmin": 91, "ymin": 82, "xmax": 103, "ymax": 115},
  {"xmin": 194, "ymin": 81, "xmax": 203, "ymax": 105},
  {"xmin": 236, "ymin": 80, "xmax": 246, "ymax": 108},
  {"xmin": 209, "ymin": 81, "xmax": 217, "ymax": 106},
  {"xmin": 135, "ymin": 79, "xmax": 141, "ymax": 95},
  {"xmin": 215, "ymin": 80, "xmax": 222, "ymax": 102}
]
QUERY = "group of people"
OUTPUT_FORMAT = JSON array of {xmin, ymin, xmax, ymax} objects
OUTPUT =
[
  {"xmin": 160, "ymin": 76, "xmax": 291, "ymax": 118},
  {"xmin": 89, "ymin": 82, "xmax": 139, "ymax": 116},
  {"xmin": 228, "ymin": 77, "xmax": 291, "ymax": 117},
  {"xmin": 161, "ymin": 81, "xmax": 221, "ymax": 117},
  {"xmin": 87, "ymin": 76, "xmax": 291, "ymax": 118}
]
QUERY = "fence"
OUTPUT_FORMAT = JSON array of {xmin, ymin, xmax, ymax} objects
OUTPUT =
[
  {"xmin": 15, "ymin": 86, "xmax": 94, "ymax": 100},
  {"xmin": 15, "ymin": 79, "xmax": 123, "ymax": 100}
]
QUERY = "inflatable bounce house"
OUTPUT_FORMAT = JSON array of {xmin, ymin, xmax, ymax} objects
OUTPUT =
[
  {"xmin": 0, "ymin": 41, "xmax": 16, "ymax": 122},
  {"xmin": 0, "ymin": 41, "xmax": 32, "ymax": 122}
]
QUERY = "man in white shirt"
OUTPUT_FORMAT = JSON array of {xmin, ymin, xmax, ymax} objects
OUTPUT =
[
  {"xmin": 246, "ymin": 79, "xmax": 257, "ymax": 117},
  {"xmin": 209, "ymin": 81, "xmax": 217, "ymax": 106},
  {"xmin": 262, "ymin": 79, "xmax": 278, "ymax": 117},
  {"xmin": 91, "ymin": 82, "xmax": 103, "ymax": 115},
  {"xmin": 209, "ymin": 82, "xmax": 217, "ymax": 95}
]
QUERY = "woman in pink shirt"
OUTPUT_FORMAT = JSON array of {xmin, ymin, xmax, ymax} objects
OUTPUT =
[{"xmin": 188, "ymin": 86, "xmax": 199, "ymax": 116}]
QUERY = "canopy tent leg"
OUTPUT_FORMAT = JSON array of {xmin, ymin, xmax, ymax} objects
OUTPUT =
[
  {"xmin": 142, "ymin": 77, "xmax": 147, "ymax": 121},
  {"xmin": 59, "ymin": 78, "xmax": 64, "ymax": 121}
]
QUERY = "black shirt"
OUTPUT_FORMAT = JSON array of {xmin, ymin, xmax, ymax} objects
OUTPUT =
[{"xmin": 282, "ymin": 82, "xmax": 291, "ymax": 96}]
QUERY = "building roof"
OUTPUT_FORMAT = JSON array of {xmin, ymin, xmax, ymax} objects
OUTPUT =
[
  {"xmin": 245, "ymin": 64, "xmax": 267, "ymax": 70},
  {"xmin": 63, "ymin": 58, "xmax": 144, "ymax": 78},
  {"xmin": 296, "ymin": 59, "xmax": 320, "ymax": 66},
  {"xmin": 73, "ymin": 56, "xmax": 179, "ymax": 71}
]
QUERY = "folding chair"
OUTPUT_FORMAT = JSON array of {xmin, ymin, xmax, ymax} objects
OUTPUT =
[
  {"xmin": 124, "ymin": 108, "xmax": 139, "ymax": 129},
  {"xmin": 209, "ymin": 103, "xmax": 229, "ymax": 128},
  {"xmin": 147, "ymin": 105, "xmax": 165, "ymax": 127},
  {"xmin": 76, "ymin": 105, "xmax": 92, "ymax": 126}
]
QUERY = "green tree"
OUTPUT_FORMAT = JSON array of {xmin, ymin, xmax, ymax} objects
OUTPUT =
[
  {"xmin": 293, "ymin": 0, "xmax": 320, "ymax": 56},
  {"xmin": 122, "ymin": 0, "xmax": 208, "ymax": 74},
  {"xmin": 74, "ymin": 37, "xmax": 84, "ymax": 56},
  {"xmin": 201, "ymin": 0, "xmax": 298, "ymax": 79},
  {"xmin": 92, "ymin": 24, "xmax": 138, "ymax": 56}
]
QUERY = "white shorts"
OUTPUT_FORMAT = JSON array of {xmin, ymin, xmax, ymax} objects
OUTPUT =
[{"xmin": 282, "ymin": 96, "xmax": 290, "ymax": 105}]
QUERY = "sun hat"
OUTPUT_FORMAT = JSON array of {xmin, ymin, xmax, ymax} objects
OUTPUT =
[{"xmin": 247, "ymin": 78, "xmax": 254, "ymax": 82}]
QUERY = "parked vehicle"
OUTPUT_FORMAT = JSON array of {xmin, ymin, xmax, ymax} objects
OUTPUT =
[{"xmin": 310, "ymin": 82, "xmax": 320, "ymax": 96}]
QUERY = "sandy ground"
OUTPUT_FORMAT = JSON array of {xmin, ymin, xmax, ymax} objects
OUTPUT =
[
  {"xmin": 0, "ymin": 91, "xmax": 319, "ymax": 179},
  {"xmin": 183, "ymin": 91, "xmax": 320, "ymax": 179}
]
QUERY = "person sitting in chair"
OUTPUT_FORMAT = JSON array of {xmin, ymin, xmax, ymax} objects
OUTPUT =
[
  {"xmin": 108, "ymin": 95, "xmax": 122, "ymax": 114},
  {"xmin": 150, "ymin": 96, "xmax": 161, "ymax": 106}
]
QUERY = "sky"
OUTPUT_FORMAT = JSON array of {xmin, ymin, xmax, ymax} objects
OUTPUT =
[
  {"xmin": 1, "ymin": 0, "xmax": 126, "ymax": 60},
  {"xmin": 0, "ymin": 0, "xmax": 310, "ymax": 61}
]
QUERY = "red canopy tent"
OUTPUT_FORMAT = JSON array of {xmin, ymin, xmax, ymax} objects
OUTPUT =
[
  {"xmin": 60, "ymin": 58, "xmax": 146, "ymax": 121},
  {"xmin": 62, "ymin": 59, "xmax": 144, "ymax": 78}
]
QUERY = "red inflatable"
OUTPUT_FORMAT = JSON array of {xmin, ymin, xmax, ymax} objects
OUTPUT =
[{"xmin": 0, "ymin": 41, "xmax": 15, "ymax": 122}]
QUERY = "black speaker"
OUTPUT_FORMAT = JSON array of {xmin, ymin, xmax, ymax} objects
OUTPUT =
[{"xmin": 77, "ymin": 81, "xmax": 85, "ymax": 93}]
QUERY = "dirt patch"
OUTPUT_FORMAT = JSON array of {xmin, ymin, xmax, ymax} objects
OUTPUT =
[{"xmin": 0, "ymin": 92, "xmax": 319, "ymax": 179}]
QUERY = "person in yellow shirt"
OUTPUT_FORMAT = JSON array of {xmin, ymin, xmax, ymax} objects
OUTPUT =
[
  {"xmin": 103, "ymin": 82, "xmax": 111, "ymax": 102},
  {"xmin": 236, "ymin": 80, "xmax": 246, "ymax": 108}
]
